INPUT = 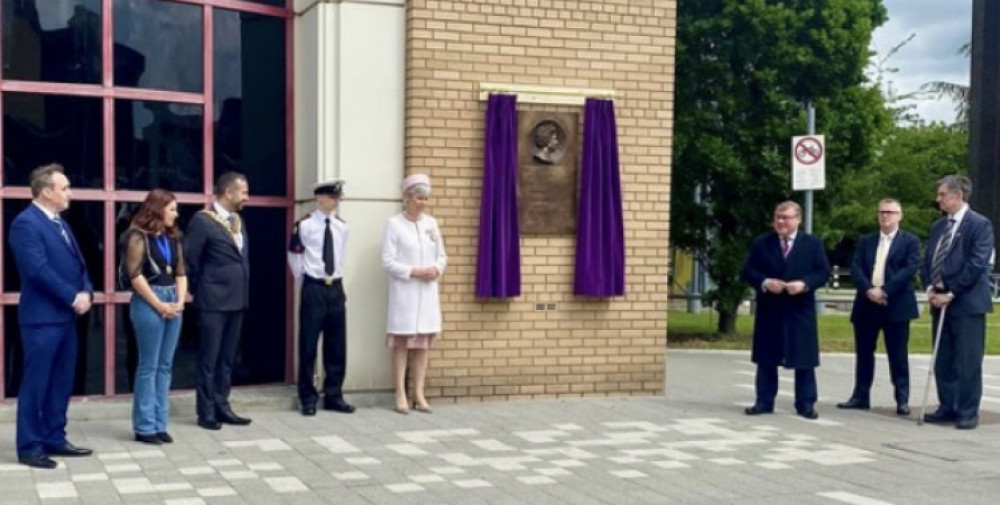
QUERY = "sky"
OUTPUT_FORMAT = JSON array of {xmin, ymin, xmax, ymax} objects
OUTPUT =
[{"xmin": 870, "ymin": 0, "xmax": 973, "ymax": 124}]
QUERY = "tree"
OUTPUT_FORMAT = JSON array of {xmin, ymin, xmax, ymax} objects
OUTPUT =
[
  {"xmin": 672, "ymin": 0, "xmax": 888, "ymax": 334},
  {"xmin": 921, "ymin": 43, "xmax": 971, "ymax": 129},
  {"xmin": 825, "ymin": 124, "xmax": 968, "ymax": 248}
]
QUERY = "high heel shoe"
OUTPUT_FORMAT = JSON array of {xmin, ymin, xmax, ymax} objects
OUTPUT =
[
  {"xmin": 394, "ymin": 404, "xmax": 410, "ymax": 415},
  {"xmin": 413, "ymin": 401, "xmax": 433, "ymax": 414}
]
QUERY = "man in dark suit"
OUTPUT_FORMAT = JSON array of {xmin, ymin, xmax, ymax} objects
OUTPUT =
[
  {"xmin": 9, "ymin": 164, "xmax": 94, "ymax": 469},
  {"xmin": 741, "ymin": 201, "xmax": 831, "ymax": 419},
  {"xmin": 921, "ymin": 175, "xmax": 994, "ymax": 430},
  {"xmin": 185, "ymin": 172, "xmax": 252, "ymax": 430},
  {"xmin": 838, "ymin": 199, "xmax": 920, "ymax": 416}
]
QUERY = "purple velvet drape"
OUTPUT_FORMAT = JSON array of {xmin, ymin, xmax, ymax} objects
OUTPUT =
[
  {"xmin": 475, "ymin": 94, "xmax": 521, "ymax": 297},
  {"xmin": 574, "ymin": 98, "xmax": 625, "ymax": 296}
]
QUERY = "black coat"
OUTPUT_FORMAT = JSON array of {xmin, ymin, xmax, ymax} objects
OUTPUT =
[
  {"xmin": 850, "ymin": 229, "xmax": 920, "ymax": 323},
  {"xmin": 184, "ymin": 209, "xmax": 250, "ymax": 311},
  {"xmin": 740, "ymin": 232, "xmax": 831, "ymax": 368}
]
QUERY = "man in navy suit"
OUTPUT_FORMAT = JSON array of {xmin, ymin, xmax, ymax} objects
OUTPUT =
[
  {"xmin": 838, "ymin": 199, "xmax": 920, "ymax": 415},
  {"xmin": 185, "ymin": 172, "xmax": 252, "ymax": 430},
  {"xmin": 741, "ymin": 201, "xmax": 831, "ymax": 419},
  {"xmin": 9, "ymin": 164, "xmax": 94, "ymax": 469},
  {"xmin": 921, "ymin": 175, "xmax": 994, "ymax": 430}
]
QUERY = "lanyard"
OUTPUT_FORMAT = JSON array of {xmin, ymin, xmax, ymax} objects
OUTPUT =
[{"xmin": 154, "ymin": 234, "xmax": 172, "ymax": 266}]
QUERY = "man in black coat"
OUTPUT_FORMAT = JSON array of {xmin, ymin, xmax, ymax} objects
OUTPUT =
[
  {"xmin": 740, "ymin": 201, "xmax": 831, "ymax": 419},
  {"xmin": 185, "ymin": 172, "xmax": 252, "ymax": 430},
  {"xmin": 921, "ymin": 175, "xmax": 994, "ymax": 430},
  {"xmin": 838, "ymin": 198, "xmax": 920, "ymax": 416}
]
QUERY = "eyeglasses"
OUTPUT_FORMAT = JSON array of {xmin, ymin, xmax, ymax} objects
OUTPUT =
[
  {"xmin": 774, "ymin": 214, "xmax": 799, "ymax": 221},
  {"xmin": 877, "ymin": 210, "xmax": 900, "ymax": 215}
]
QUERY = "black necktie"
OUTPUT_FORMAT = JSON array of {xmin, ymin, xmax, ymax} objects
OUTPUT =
[{"xmin": 323, "ymin": 217, "xmax": 335, "ymax": 276}]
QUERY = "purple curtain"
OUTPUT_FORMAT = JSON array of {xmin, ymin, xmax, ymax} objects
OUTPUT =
[
  {"xmin": 475, "ymin": 94, "xmax": 521, "ymax": 297},
  {"xmin": 575, "ymin": 98, "xmax": 625, "ymax": 297}
]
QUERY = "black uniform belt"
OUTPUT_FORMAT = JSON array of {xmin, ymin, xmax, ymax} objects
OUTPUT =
[{"xmin": 303, "ymin": 275, "xmax": 342, "ymax": 287}]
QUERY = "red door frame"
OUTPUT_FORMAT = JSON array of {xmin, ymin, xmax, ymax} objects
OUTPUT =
[{"xmin": 0, "ymin": 0, "xmax": 296, "ymax": 400}]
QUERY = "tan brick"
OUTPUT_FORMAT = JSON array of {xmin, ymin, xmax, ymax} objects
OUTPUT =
[{"xmin": 407, "ymin": 0, "xmax": 674, "ymax": 402}]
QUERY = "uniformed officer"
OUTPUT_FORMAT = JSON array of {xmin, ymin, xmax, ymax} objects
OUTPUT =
[{"xmin": 287, "ymin": 179, "xmax": 354, "ymax": 416}]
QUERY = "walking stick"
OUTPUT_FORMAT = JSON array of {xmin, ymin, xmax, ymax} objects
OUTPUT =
[{"xmin": 918, "ymin": 303, "xmax": 947, "ymax": 426}]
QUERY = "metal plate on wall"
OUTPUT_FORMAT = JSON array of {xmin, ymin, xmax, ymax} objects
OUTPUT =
[{"xmin": 518, "ymin": 111, "xmax": 578, "ymax": 235}]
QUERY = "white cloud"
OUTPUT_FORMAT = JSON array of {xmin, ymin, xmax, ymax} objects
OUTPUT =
[{"xmin": 870, "ymin": 0, "xmax": 972, "ymax": 124}]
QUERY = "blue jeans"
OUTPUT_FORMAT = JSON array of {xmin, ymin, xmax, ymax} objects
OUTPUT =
[{"xmin": 130, "ymin": 285, "xmax": 181, "ymax": 435}]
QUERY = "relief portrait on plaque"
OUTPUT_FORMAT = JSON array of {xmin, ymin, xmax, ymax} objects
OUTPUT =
[{"xmin": 518, "ymin": 112, "xmax": 578, "ymax": 234}]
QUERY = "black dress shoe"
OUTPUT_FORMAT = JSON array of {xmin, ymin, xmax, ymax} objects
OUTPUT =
[
  {"xmin": 198, "ymin": 419, "xmax": 222, "ymax": 430},
  {"xmin": 744, "ymin": 405, "xmax": 773, "ymax": 416},
  {"xmin": 324, "ymin": 398, "xmax": 356, "ymax": 414},
  {"xmin": 216, "ymin": 408, "xmax": 252, "ymax": 425},
  {"xmin": 922, "ymin": 410, "xmax": 957, "ymax": 424},
  {"xmin": 797, "ymin": 408, "xmax": 819, "ymax": 420},
  {"xmin": 302, "ymin": 404, "xmax": 317, "ymax": 416},
  {"xmin": 19, "ymin": 454, "xmax": 58, "ymax": 469},
  {"xmin": 836, "ymin": 398, "xmax": 870, "ymax": 410},
  {"xmin": 896, "ymin": 404, "xmax": 910, "ymax": 416},
  {"xmin": 956, "ymin": 417, "xmax": 979, "ymax": 430},
  {"xmin": 157, "ymin": 432, "xmax": 174, "ymax": 444},
  {"xmin": 134, "ymin": 433, "xmax": 162, "ymax": 445},
  {"xmin": 47, "ymin": 442, "xmax": 93, "ymax": 457}
]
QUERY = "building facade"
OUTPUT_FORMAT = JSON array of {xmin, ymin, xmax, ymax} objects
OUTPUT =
[{"xmin": 0, "ymin": 0, "xmax": 674, "ymax": 403}]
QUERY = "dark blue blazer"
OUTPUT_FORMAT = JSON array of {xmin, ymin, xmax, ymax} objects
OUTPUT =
[
  {"xmin": 850, "ymin": 229, "xmax": 920, "ymax": 323},
  {"xmin": 921, "ymin": 209, "xmax": 994, "ymax": 317},
  {"xmin": 184, "ymin": 209, "xmax": 250, "ymax": 311},
  {"xmin": 741, "ymin": 231, "xmax": 831, "ymax": 368},
  {"xmin": 8, "ymin": 204, "xmax": 93, "ymax": 326}
]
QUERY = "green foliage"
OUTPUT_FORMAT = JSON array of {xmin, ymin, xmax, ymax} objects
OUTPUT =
[
  {"xmin": 822, "ymin": 124, "xmax": 968, "ymax": 246},
  {"xmin": 672, "ymin": 0, "xmax": 888, "ymax": 333}
]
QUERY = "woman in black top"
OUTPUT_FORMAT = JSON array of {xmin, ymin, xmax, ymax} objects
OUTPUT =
[{"xmin": 122, "ymin": 189, "xmax": 187, "ymax": 445}]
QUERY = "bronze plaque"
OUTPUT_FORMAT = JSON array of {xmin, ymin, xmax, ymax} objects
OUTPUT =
[{"xmin": 518, "ymin": 112, "xmax": 578, "ymax": 234}]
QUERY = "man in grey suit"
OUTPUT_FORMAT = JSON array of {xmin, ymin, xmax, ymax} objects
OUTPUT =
[{"xmin": 921, "ymin": 175, "xmax": 994, "ymax": 430}]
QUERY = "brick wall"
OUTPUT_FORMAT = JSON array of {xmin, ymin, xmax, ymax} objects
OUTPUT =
[{"xmin": 405, "ymin": 0, "xmax": 675, "ymax": 401}]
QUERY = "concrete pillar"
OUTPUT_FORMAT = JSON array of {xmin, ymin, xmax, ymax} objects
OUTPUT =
[{"xmin": 294, "ymin": 0, "xmax": 406, "ymax": 394}]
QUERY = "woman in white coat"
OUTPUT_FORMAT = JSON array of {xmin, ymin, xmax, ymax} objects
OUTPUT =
[{"xmin": 382, "ymin": 174, "xmax": 447, "ymax": 414}]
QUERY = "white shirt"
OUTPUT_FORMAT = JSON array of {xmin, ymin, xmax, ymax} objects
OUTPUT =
[
  {"xmin": 32, "ymin": 201, "xmax": 59, "ymax": 221},
  {"xmin": 947, "ymin": 203, "xmax": 969, "ymax": 241},
  {"xmin": 213, "ymin": 201, "xmax": 243, "ymax": 250},
  {"xmin": 287, "ymin": 210, "xmax": 348, "ymax": 280}
]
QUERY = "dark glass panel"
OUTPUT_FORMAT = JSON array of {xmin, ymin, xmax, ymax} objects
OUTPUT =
[
  {"xmin": 4, "ymin": 305, "xmax": 106, "ymax": 397},
  {"xmin": 1, "ymin": 0, "xmax": 102, "ymax": 84},
  {"xmin": 243, "ymin": 0, "xmax": 286, "ymax": 7},
  {"xmin": 214, "ymin": 10, "xmax": 287, "ymax": 197},
  {"xmin": 236, "ymin": 206, "xmax": 287, "ymax": 385},
  {"xmin": 113, "ymin": 203, "xmax": 203, "ymax": 394},
  {"xmin": 115, "ymin": 100, "xmax": 203, "ymax": 193},
  {"xmin": 3, "ymin": 199, "xmax": 105, "ymax": 293},
  {"xmin": 2, "ymin": 93, "xmax": 103, "ymax": 188},
  {"xmin": 113, "ymin": 0, "xmax": 202, "ymax": 92}
]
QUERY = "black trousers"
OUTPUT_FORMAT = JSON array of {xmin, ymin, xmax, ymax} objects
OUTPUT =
[
  {"xmin": 755, "ymin": 365, "xmax": 817, "ymax": 413},
  {"xmin": 851, "ymin": 318, "xmax": 910, "ymax": 405},
  {"xmin": 298, "ymin": 278, "xmax": 347, "ymax": 406},
  {"xmin": 932, "ymin": 311, "xmax": 986, "ymax": 420},
  {"xmin": 196, "ymin": 309, "xmax": 244, "ymax": 422}
]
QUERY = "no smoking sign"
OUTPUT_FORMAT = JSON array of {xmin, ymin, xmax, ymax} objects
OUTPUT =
[{"xmin": 791, "ymin": 134, "xmax": 825, "ymax": 190}]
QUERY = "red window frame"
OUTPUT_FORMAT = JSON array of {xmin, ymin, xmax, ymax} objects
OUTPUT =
[{"xmin": 0, "ymin": 0, "xmax": 296, "ymax": 400}]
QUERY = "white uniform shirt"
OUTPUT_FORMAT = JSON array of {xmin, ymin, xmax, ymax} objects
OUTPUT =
[
  {"xmin": 382, "ymin": 213, "xmax": 448, "ymax": 335},
  {"xmin": 287, "ymin": 210, "xmax": 348, "ymax": 281}
]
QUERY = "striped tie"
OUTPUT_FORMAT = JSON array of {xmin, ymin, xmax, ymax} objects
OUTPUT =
[{"xmin": 930, "ymin": 218, "xmax": 956, "ymax": 287}]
